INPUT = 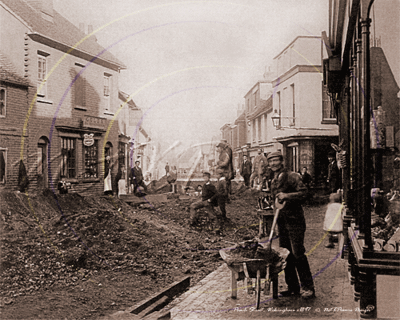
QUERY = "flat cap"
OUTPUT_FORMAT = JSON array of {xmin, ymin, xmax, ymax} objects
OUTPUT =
[{"xmin": 266, "ymin": 151, "xmax": 283, "ymax": 161}]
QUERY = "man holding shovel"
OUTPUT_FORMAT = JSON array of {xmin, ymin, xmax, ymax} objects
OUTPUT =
[{"xmin": 267, "ymin": 151, "xmax": 315, "ymax": 300}]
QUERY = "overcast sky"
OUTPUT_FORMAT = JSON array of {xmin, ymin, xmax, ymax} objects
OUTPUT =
[{"xmin": 53, "ymin": 0, "xmax": 399, "ymax": 148}]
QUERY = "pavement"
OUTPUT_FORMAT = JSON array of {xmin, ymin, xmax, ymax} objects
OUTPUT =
[{"xmin": 169, "ymin": 234, "xmax": 361, "ymax": 320}]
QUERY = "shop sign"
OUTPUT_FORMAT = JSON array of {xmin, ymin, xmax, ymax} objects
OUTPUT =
[
  {"xmin": 83, "ymin": 133, "xmax": 94, "ymax": 147},
  {"xmin": 82, "ymin": 116, "xmax": 107, "ymax": 130},
  {"xmin": 300, "ymin": 152, "xmax": 312, "ymax": 165}
]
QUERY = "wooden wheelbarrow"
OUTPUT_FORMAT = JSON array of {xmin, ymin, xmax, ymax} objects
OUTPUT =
[{"xmin": 219, "ymin": 200, "xmax": 287, "ymax": 309}]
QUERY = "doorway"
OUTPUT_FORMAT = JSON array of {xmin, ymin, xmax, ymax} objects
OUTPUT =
[{"xmin": 37, "ymin": 137, "xmax": 49, "ymax": 188}]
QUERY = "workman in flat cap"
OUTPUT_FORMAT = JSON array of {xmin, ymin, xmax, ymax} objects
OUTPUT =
[
  {"xmin": 250, "ymin": 148, "xmax": 267, "ymax": 189},
  {"xmin": 216, "ymin": 140, "xmax": 234, "ymax": 208},
  {"xmin": 267, "ymin": 151, "xmax": 315, "ymax": 300}
]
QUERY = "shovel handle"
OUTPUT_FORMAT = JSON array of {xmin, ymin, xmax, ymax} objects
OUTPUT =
[{"xmin": 267, "ymin": 199, "xmax": 285, "ymax": 246}]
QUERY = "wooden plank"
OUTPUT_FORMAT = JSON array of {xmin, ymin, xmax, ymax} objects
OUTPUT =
[
  {"xmin": 126, "ymin": 276, "xmax": 190, "ymax": 315},
  {"xmin": 143, "ymin": 309, "xmax": 171, "ymax": 320},
  {"xmin": 137, "ymin": 296, "xmax": 168, "ymax": 318}
]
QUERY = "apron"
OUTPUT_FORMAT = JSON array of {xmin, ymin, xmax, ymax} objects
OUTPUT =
[{"xmin": 104, "ymin": 169, "xmax": 112, "ymax": 192}]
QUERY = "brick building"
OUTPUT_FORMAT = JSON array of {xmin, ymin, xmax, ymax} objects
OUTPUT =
[
  {"xmin": 0, "ymin": 52, "xmax": 33, "ymax": 190},
  {"xmin": 118, "ymin": 91, "xmax": 151, "ymax": 177},
  {"xmin": 0, "ymin": 0, "xmax": 127, "ymax": 194}
]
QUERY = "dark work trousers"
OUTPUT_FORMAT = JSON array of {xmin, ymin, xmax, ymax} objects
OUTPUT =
[
  {"xmin": 133, "ymin": 180, "xmax": 147, "ymax": 195},
  {"xmin": 226, "ymin": 178, "xmax": 232, "ymax": 195},
  {"xmin": 218, "ymin": 196, "xmax": 227, "ymax": 219},
  {"xmin": 243, "ymin": 174, "xmax": 250, "ymax": 187},
  {"xmin": 277, "ymin": 213, "xmax": 314, "ymax": 292}
]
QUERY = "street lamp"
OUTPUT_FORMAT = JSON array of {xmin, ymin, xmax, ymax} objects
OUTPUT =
[{"xmin": 271, "ymin": 110, "xmax": 281, "ymax": 129}]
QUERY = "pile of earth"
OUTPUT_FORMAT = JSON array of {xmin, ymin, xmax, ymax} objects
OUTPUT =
[{"xmin": 0, "ymin": 183, "xmax": 261, "ymax": 319}]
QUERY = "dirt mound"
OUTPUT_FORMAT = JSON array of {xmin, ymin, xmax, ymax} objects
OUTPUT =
[{"xmin": 0, "ymin": 189, "xmax": 260, "ymax": 319}]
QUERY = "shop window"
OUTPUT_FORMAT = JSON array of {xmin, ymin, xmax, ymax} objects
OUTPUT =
[
  {"xmin": 0, "ymin": 149, "xmax": 6, "ymax": 184},
  {"xmin": 84, "ymin": 140, "xmax": 98, "ymax": 178},
  {"xmin": 75, "ymin": 63, "xmax": 86, "ymax": 108},
  {"xmin": 60, "ymin": 137, "xmax": 76, "ymax": 178},
  {"xmin": 37, "ymin": 51, "xmax": 49, "ymax": 98},
  {"xmin": 0, "ymin": 87, "xmax": 5, "ymax": 116}
]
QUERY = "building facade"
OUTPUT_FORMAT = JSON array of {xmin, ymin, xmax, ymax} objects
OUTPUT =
[
  {"xmin": 270, "ymin": 36, "xmax": 338, "ymax": 185},
  {"xmin": 326, "ymin": 1, "xmax": 400, "ymax": 317},
  {"xmin": 220, "ymin": 110, "xmax": 247, "ymax": 174},
  {"xmin": 0, "ymin": 0, "xmax": 127, "ymax": 194},
  {"xmin": 244, "ymin": 81, "xmax": 273, "ymax": 162},
  {"xmin": 118, "ymin": 91, "xmax": 151, "ymax": 177},
  {"xmin": 0, "ymin": 53, "xmax": 33, "ymax": 190}
]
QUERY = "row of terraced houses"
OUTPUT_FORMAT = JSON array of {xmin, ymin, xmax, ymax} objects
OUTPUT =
[
  {"xmin": 0, "ymin": 0, "xmax": 150, "ymax": 194},
  {"xmin": 222, "ymin": 34, "xmax": 399, "ymax": 188}
]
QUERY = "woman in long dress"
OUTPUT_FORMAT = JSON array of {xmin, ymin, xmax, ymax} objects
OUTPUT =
[{"xmin": 104, "ymin": 155, "xmax": 113, "ymax": 195}]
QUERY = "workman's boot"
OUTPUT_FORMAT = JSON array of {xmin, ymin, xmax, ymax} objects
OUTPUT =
[
  {"xmin": 301, "ymin": 288, "xmax": 316, "ymax": 300},
  {"xmin": 279, "ymin": 289, "xmax": 301, "ymax": 297}
]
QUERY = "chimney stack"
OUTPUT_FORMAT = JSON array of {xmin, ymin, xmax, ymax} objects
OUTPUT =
[
  {"xmin": 79, "ymin": 23, "xmax": 85, "ymax": 34},
  {"xmin": 87, "ymin": 25, "xmax": 97, "ymax": 41}
]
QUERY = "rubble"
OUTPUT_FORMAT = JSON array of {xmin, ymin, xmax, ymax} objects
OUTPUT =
[{"xmin": 0, "ymin": 187, "xmax": 261, "ymax": 319}]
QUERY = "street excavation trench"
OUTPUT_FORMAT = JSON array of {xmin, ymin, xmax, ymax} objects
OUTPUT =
[{"xmin": 0, "ymin": 185, "xmax": 265, "ymax": 319}]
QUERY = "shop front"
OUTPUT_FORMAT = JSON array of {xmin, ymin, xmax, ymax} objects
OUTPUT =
[
  {"xmin": 326, "ymin": 1, "xmax": 400, "ymax": 318},
  {"xmin": 54, "ymin": 115, "xmax": 119, "ymax": 195},
  {"xmin": 276, "ymin": 136, "xmax": 338, "ymax": 189}
]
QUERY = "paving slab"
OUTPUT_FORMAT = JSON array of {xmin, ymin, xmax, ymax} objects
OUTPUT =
[{"xmin": 170, "ymin": 243, "xmax": 361, "ymax": 320}]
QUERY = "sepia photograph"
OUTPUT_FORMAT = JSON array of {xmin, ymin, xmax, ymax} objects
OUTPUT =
[{"xmin": 0, "ymin": 0, "xmax": 399, "ymax": 319}]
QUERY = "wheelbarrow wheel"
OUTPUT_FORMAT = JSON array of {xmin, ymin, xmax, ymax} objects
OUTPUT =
[{"xmin": 255, "ymin": 269, "xmax": 261, "ymax": 309}]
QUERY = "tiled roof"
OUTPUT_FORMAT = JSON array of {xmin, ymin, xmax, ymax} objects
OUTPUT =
[
  {"xmin": 247, "ymin": 96, "xmax": 273, "ymax": 120},
  {"xmin": 0, "ymin": 52, "xmax": 30, "ymax": 86},
  {"xmin": 2, "ymin": 0, "xmax": 126, "ymax": 69},
  {"xmin": 234, "ymin": 111, "xmax": 245, "ymax": 124}
]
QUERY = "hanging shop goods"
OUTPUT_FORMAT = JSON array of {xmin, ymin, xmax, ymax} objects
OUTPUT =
[{"xmin": 327, "ymin": 1, "xmax": 400, "ymax": 318}]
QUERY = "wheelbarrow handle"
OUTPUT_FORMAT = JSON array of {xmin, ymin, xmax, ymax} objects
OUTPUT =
[{"xmin": 267, "ymin": 199, "xmax": 285, "ymax": 247}]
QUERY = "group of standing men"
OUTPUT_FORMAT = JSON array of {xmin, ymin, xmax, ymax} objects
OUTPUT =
[
  {"xmin": 189, "ymin": 144, "xmax": 316, "ymax": 299},
  {"xmin": 239, "ymin": 148, "xmax": 269, "ymax": 188},
  {"xmin": 189, "ymin": 140, "xmax": 234, "ymax": 231}
]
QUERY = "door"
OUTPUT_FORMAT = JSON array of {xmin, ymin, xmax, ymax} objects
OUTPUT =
[{"xmin": 37, "ymin": 138, "xmax": 48, "ymax": 188}]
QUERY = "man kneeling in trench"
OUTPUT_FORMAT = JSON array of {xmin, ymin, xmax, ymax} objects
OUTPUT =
[{"xmin": 189, "ymin": 172, "xmax": 218, "ymax": 227}]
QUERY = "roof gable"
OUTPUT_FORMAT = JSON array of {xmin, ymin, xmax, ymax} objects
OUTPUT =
[
  {"xmin": 2, "ymin": 0, "xmax": 126, "ymax": 70},
  {"xmin": 0, "ymin": 52, "xmax": 30, "ymax": 86}
]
